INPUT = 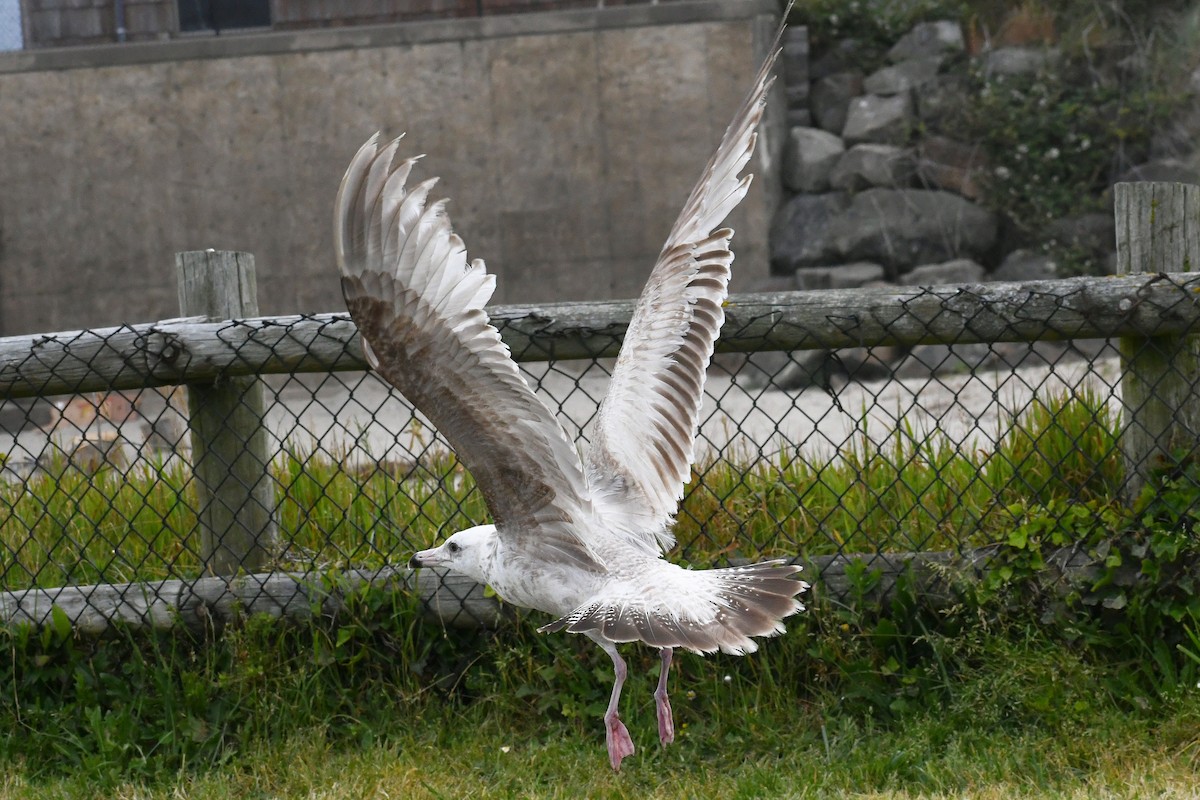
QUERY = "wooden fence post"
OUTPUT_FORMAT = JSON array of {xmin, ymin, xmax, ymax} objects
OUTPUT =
[
  {"xmin": 1114, "ymin": 182, "xmax": 1200, "ymax": 503},
  {"xmin": 176, "ymin": 250, "xmax": 277, "ymax": 575}
]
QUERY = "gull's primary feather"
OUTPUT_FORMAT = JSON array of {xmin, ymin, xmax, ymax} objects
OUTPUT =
[
  {"xmin": 335, "ymin": 138, "xmax": 603, "ymax": 572},
  {"xmin": 582, "ymin": 42, "xmax": 780, "ymax": 552}
]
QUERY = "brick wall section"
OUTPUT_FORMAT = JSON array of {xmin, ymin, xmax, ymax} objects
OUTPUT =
[{"xmin": 22, "ymin": 0, "xmax": 683, "ymax": 48}]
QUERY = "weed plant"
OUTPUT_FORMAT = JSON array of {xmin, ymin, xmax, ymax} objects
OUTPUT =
[{"xmin": 0, "ymin": 389, "xmax": 1126, "ymax": 590}]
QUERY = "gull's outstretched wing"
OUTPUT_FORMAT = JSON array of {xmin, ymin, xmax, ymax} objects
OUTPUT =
[
  {"xmin": 336, "ymin": 136, "xmax": 601, "ymax": 572},
  {"xmin": 584, "ymin": 38, "xmax": 782, "ymax": 552}
]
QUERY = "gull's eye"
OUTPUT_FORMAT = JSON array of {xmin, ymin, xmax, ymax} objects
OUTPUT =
[{"xmin": 447, "ymin": 541, "xmax": 461, "ymax": 555}]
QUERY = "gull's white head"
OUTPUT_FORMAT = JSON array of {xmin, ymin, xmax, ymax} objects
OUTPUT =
[{"xmin": 408, "ymin": 524, "xmax": 498, "ymax": 584}]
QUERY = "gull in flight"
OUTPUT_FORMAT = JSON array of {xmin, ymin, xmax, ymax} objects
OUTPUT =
[{"xmin": 335, "ymin": 19, "xmax": 807, "ymax": 772}]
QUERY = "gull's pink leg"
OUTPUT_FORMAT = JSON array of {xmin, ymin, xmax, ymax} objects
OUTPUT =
[
  {"xmin": 655, "ymin": 647, "xmax": 675, "ymax": 745},
  {"xmin": 591, "ymin": 635, "xmax": 635, "ymax": 771}
]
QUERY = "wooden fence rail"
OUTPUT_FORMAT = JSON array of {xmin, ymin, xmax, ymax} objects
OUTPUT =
[{"xmin": 3, "ymin": 271, "xmax": 1200, "ymax": 401}]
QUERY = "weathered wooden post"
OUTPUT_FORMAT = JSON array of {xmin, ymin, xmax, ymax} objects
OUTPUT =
[
  {"xmin": 176, "ymin": 250, "xmax": 277, "ymax": 575},
  {"xmin": 1114, "ymin": 182, "xmax": 1200, "ymax": 503}
]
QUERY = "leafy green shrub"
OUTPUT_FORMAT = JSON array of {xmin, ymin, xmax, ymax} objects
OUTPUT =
[{"xmin": 960, "ymin": 71, "xmax": 1171, "ymax": 243}]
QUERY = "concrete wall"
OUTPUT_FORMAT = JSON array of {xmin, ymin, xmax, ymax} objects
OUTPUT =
[{"xmin": 0, "ymin": 0, "xmax": 783, "ymax": 336}]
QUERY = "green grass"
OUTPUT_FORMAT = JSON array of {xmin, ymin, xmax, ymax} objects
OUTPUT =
[
  {"xmin": 3, "ymin": 551, "xmax": 1198, "ymax": 796},
  {"xmin": 7, "ymin": 708, "xmax": 1200, "ymax": 799},
  {"xmin": 0, "ymin": 388, "xmax": 1127, "ymax": 590},
  {"xmin": 2, "ymin": 622, "xmax": 1198, "ymax": 799}
]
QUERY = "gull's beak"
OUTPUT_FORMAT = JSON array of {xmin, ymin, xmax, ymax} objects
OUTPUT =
[{"xmin": 409, "ymin": 546, "xmax": 445, "ymax": 569}]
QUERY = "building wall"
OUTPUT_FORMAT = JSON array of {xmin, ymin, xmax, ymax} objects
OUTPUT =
[{"xmin": 0, "ymin": 0, "xmax": 783, "ymax": 336}]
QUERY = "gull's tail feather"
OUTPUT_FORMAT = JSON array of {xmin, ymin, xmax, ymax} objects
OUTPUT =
[{"xmin": 539, "ymin": 560, "xmax": 808, "ymax": 656}]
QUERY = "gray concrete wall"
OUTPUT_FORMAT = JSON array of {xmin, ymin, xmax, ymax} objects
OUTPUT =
[{"xmin": 0, "ymin": 0, "xmax": 783, "ymax": 336}]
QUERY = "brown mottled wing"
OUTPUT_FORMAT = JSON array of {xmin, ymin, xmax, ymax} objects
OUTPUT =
[
  {"xmin": 583, "ymin": 38, "xmax": 781, "ymax": 553},
  {"xmin": 335, "ymin": 135, "xmax": 601, "ymax": 571}
]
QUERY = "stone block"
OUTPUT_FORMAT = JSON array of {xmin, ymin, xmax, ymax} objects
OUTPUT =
[
  {"xmin": 888, "ymin": 20, "xmax": 964, "ymax": 62},
  {"xmin": 830, "ymin": 189, "xmax": 998, "ymax": 273},
  {"xmin": 863, "ymin": 56, "xmax": 942, "ymax": 96},
  {"xmin": 770, "ymin": 192, "xmax": 851, "ymax": 270},
  {"xmin": 842, "ymin": 93, "xmax": 913, "ymax": 145},
  {"xmin": 829, "ymin": 144, "xmax": 915, "ymax": 191},
  {"xmin": 810, "ymin": 70, "xmax": 863, "ymax": 134},
  {"xmin": 782, "ymin": 126, "xmax": 845, "ymax": 193}
]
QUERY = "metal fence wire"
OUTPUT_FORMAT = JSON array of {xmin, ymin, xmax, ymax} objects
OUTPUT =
[{"xmin": 2, "ymin": 263, "xmax": 1200, "ymax": 631}]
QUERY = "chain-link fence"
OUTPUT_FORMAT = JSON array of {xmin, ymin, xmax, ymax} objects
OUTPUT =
[
  {"xmin": 0, "ymin": 184, "xmax": 1195, "ymax": 628},
  {"xmin": 3, "ymin": 187, "xmax": 1200, "ymax": 632}
]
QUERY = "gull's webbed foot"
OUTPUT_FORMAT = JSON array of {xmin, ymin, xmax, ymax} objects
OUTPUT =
[{"xmin": 605, "ymin": 712, "xmax": 636, "ymax": 771}]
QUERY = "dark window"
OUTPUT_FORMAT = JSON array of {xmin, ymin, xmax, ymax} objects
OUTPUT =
[{"xmin": 178, "ymin": 0, "xmax": 271, "ymax": 33}]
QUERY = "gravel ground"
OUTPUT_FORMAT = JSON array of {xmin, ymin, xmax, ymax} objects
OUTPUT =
[{"xmin": 1, "ymin": 345, "xmax": 1126, "ymax": 481}]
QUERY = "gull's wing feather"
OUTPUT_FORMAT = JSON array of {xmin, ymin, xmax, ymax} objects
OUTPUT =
[
  {"xmin": 584, "ymin": 40, "xmax": 782, "ymax": 552},
  {"xmin": 336, "ymin": 135, "xmax": 602, "ymax": 572}
]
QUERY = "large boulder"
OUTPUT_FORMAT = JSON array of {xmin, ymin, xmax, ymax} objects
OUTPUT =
[
  {"xmin": 782, "ymin": 127, "xmax": 846, "ymax": 193},
  {"xmin": 888, "ymin": 21, "xmax": 964, "ymax": 62},
  {"xmin": 830, "ymin": 144, "xmax": 915, "ymax": 191},
  {"xmin": 811, "ymin": 71, "xmax": 864, "ymax": 134},
  {"xmin": 863, "ymin": 57, "xmax": 942, "ymax": 96},
  {"xmin": 842, "ymin": 93, "xmax": 914, "ymax": 145},
  {"xmin": 830, "ymin": 189, "xmax": 998, "ymax": 273},
  {"xmin": 770, "ymin": 192, "xmax": 852, "ymax": 270}
]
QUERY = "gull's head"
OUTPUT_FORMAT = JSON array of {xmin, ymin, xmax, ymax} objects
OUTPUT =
[{"xmin": 408, "ymin": 524, "xmax": 497, "ymax": 583}]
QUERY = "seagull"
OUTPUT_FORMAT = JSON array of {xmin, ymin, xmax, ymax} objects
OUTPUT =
[{"xmin": 334, "ymin": 20, "xmax": 807, "ymax": 772}]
